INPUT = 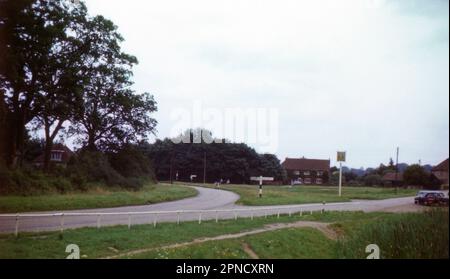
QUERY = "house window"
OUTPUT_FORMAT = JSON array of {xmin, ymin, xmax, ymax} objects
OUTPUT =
[
  {"xmin": 303, "ymin": 171, "xmax": 311, "ymax": 176},
  {"xmin": 316, "ymin": 178, "xmax": 323, "ymax": 185},
  {"xmin": 317, "ymin": 171, "xmax": 323, "ymax": 177},
  {"xmin": 304, "ymin": 178, "xmax": 312, "ymax": 184},
  {"xmin": 50, "ymin": 152, "xmax": 62, "ymax": 162},
  {"xmin": 293, "ymin": 171, "xmax": 300, "ymax": 175}
]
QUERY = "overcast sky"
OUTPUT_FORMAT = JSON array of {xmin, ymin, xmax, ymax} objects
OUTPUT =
[{"xmin": 84, "ymin": 0, "xmax": 449, "ymax": 168}]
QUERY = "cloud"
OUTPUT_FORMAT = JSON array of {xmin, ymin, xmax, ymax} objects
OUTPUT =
[{"xmin": 84, "ymin": 0, "xmax": 449, "ymax": 168}]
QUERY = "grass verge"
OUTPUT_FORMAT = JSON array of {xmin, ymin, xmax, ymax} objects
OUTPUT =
[
  {"xmin": 0, "ymin": 210, "xmax": 447, "ymax": 259},
  {"xmin": 0, "ymin": 184, "xmax": 197, "ymax": 213},
  {"xmin": 188, "ymin": 183, "xmax": 417, "ymax": 206},
  {"xmin": 127, "ymin": 210, "xmax": 449, "ymax": 259},
  {"xmin": 130, "ymin": 227, "xmax": 336, "ymax": 259},
  {"xmin": 0, "ymin": 211, "xmax": 392, "ymax": 259},
  {"xmin": 335, "ymin": 209, "xmax": 449, "ymax": 259}
]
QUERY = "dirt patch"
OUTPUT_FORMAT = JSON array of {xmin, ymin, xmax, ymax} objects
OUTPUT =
[
  {"xmin": 382, "ymin": 203, "xmax": 431, "ymax": 213},
  {"xmin": 242, "ymin": 242, "xmax": 259, "ymax": 259},
  {"xmin": 102, "ymin": 220, "xmax": 335, "ymax": 259}
]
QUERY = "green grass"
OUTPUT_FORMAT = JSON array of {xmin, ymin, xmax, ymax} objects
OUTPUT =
[
  {"xmin": 191, "ymin": 183, "xmax": 417, "ymax": 206},
  {"xmin": 0, "ymin": 210, "xmax": 447, "ymax": 259},
  {"xmin": 130, "ymin": 227, "xmax": 335, "ymax": 259},
  {"xmin": 244, "ymin": 227, "xmax": 335, "ymax": 259},
  {"xmin": 0, "ymin": 211, "xmax": 384, "ymax": 259},
  {"xmin": 336, "ymin": 209, "xmax": 449, "ymax": 259},
  {"xmin": 127, "ymin": 210, "xmax": 449, "ymax": 260},
  {"xmin": 0, "ymin": 184, "xmax": 197, "ymax": 213}
]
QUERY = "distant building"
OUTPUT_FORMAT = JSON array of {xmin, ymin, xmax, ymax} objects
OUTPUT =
[
  {"xmin": 381, "ymin": 172, "xmax": 404, "ymax": 187},
  {"xmin": 432, "ymin": 158, "xmax": 449, "ymax": 185},
  {"xmin": 281, "ymin": 157, "xmax": 330, "ymax": 185},
  {"xmin": 33, "ymin": 143, "xmax": 74, "ymax": 167}
]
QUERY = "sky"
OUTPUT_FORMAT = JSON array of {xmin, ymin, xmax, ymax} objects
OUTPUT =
[{"xmin": 83, "ymin": 0, "xmax": 449, "ymax": 168}]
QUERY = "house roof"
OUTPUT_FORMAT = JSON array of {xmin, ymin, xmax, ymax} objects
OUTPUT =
[
  {"xmin": 33, "ymin": 144, "xmax": 74, "ymax": 164},
  {"xmin": 382, "ymin": 172, "xmax": 404, "ymax": 181},
  {"xmin": 281, "ymin": 158, "xmax": 330, "ymax": 171},
  {"xmin": 432, "ymin": 158, "xmax": 449, "ymax": 172}
]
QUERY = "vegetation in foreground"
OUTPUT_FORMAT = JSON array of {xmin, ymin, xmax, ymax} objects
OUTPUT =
[
  {"xmin": 130, "ymin": 227, "xmax": 336, "ymax": 259},
  {"xmin": 129, "ymin": 210, "xmax": 449, "ymax": 259},
  {"xmin": 0, "ymin": 211, "xmax": 389, "ymax": 259},
  {"xmin": 192, "ymin": 183, "xmax": 418, "ymax": 206},
  {"xmin": 0, "ymin": 210, "xmax": 447, "ymax": 259},
  {"xmin": 0, "ymin": 184, "xmax": 197, "ymax": 213},
  {"xmin": 336, "ymin": 209, "xmax": 449, "ymax": 259}
]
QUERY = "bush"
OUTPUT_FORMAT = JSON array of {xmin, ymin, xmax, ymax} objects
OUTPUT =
[
  {"xmin": 0, "ymin": 165, "xmax": 73, "ymax": 195},
  {"xmin": 347, "ymin": 180, "xmax": 362, "ymax": 186},
  {"xmin": 108, "ymin": 145, "xmax": 155, "ymax": 179},
  {"xmin": 66, "ymin": 151, "xmax": 122, "ymax": 186},
  {"xmin": 0, "ymin": 145, "xmax": 157, "ymax": 195},
  {"xmin": 66, "ymin": 148, "xmax": 155, "ymax": 191},
  {"xmin": 363, "ymin": 174, "xmax": 382, "ymax": 186},
  {"xmin": 403, "ymin": 164, "xmax": 428, "ymax": 186},
  {"xmin": 424, "ymin": 173, "xmax": 442, "ymax": 190}
]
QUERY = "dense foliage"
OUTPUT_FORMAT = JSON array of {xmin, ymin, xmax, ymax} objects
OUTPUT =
[
  {"xmin": 0, "ymin": 0, "xmax": 157, "ymax": 171},
  {"xmin": 143, "ymin": 130, "xmax": 284, "ymax": 184}
]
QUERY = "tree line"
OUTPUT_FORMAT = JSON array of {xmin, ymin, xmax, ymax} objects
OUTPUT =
[
  {"xmin": 141, "ymin": 129, "xmax": 285, "ymax": 184},
  {"xmin": 0, "ymin": 0, "xmax": 157, "ymax": 171}
]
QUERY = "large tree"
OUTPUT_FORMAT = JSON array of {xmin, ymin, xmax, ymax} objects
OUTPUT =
[
  {"xmin": 68, "ymin": 15, "xmax": 157, "ymax": 151},
  {"xmin": 1, "ymin": 0, "xmax": 157, "ymax": 170},
  {"xmin": 0, "ymin": 0, "xmax": 86, "ymax": 168}
]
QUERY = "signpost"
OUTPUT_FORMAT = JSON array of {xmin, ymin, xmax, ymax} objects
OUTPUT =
[
  {"xmin": 251, "ymin": 176, "xmax": 274, "ymax": 198},
  {"xmin": 337, "ymin": 152, "xmax": 346, "ymax": 197},
  {"xmin": 190, "ymin": 175, "xmax": 197, "ymax": 182}
]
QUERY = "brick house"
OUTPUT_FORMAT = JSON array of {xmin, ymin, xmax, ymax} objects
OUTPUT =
[
  {"xmin": 432, "ymin": 158, "xmax": 449, "ymax": 185},
  {"xmin": 381, "ymin": 172, "xmax": 404, "ymax": 187},
  {"xmin": 281, "ymin": 157, "xmax": 330, "ymax": 185},
  {"xmin": 33, "ymin": 143, "xmax": 74, "ymax": 168}
]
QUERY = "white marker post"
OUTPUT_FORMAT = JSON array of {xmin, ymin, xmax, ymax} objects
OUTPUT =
[
  {"xmin": 190, "ymin": 174, "xmax": 197, "ymax": 182},
  {"xmin": 337, "ymin": 151, "xmax": 346, "ymax": 197},
  {"xmin": 251, "ymin": 176, "xmax": 274, "ymax": 198}
]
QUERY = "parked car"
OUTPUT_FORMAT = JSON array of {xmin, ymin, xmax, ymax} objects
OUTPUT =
[{"xmin": 415, "ymin": 191, "xmax": 449, "ymax": 206}]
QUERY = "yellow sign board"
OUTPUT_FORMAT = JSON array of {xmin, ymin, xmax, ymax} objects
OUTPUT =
[{"xmin": 337, "ymin": 151, "xmax": 346, "ymax": 162}]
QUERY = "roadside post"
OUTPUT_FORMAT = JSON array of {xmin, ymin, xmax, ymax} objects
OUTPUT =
[
  {"xmin": 251, "ymin": 176, "xmax": 274, "ymax": 198},
  {"xmin": 190, "ymin": 174, "xmax": 197, "ymax": 183},
  {"xmin": 337, "ymin": 151, "xmax": 346, "ymax": 197}
]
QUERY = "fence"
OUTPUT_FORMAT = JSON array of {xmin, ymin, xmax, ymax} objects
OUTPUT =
[{"xmin": 0, "ymin": 202, "xmax": 356, "ymax": 237}]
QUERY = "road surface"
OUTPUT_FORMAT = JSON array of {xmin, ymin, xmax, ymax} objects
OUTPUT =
[{"xmin": 0, "ymin": 185, "xmax": 420, "ymax": 233}]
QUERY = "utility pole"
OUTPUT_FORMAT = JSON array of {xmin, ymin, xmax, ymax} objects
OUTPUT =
[
  {"xmin": 339, "ymin": 161, "xmax": 343, "ymax": 197},
  {"xmin": 395, "ymin": 147, "xmax": 399, "ymax": 192},
  {"xmin": 170, "ymin": 152, "xmax": 174, "ymax": 184},
  {"xmin": 395, "ymin": 147, "xmax": 399, "ymax": 179},
  {"xmin": 203, "ymin": 151, "xmax": 206, "ymax": 184}
]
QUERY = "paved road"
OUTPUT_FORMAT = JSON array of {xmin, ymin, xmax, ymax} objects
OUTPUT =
[{"xmin": 0, "ymin": 185, "xmax": 418, "ymax": 233}]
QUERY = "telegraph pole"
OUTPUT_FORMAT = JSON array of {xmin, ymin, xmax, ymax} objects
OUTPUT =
[
  {"xmin": 395, "ymin": 147, "xmax": 399, "ymax": 193},
  {"xmin": 203, "ymin": 151, "xmax": 206, "ymax": 184},
  {"xmin": 339, "ymin": 161, "xmax": 343, "ymax": 197},
  {"xmin": 170, "ymin": 152, "xmax": 174, "ymax": 184},
  {"xmin": 395, "ymin": 147, "xmax": 399, "ymax": 180}
]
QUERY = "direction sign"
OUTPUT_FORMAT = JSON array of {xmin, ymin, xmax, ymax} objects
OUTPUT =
[
  {"xmin": 250, "ymin": 176, "xmax": 274, "ymax": 198},
  {"xmin": 250, "ymin": 176, "xmax": 274, "ymax": 185},
  {"xmin": 337, "ymin": 151, "xmax": 346, "ymax": 162}
]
